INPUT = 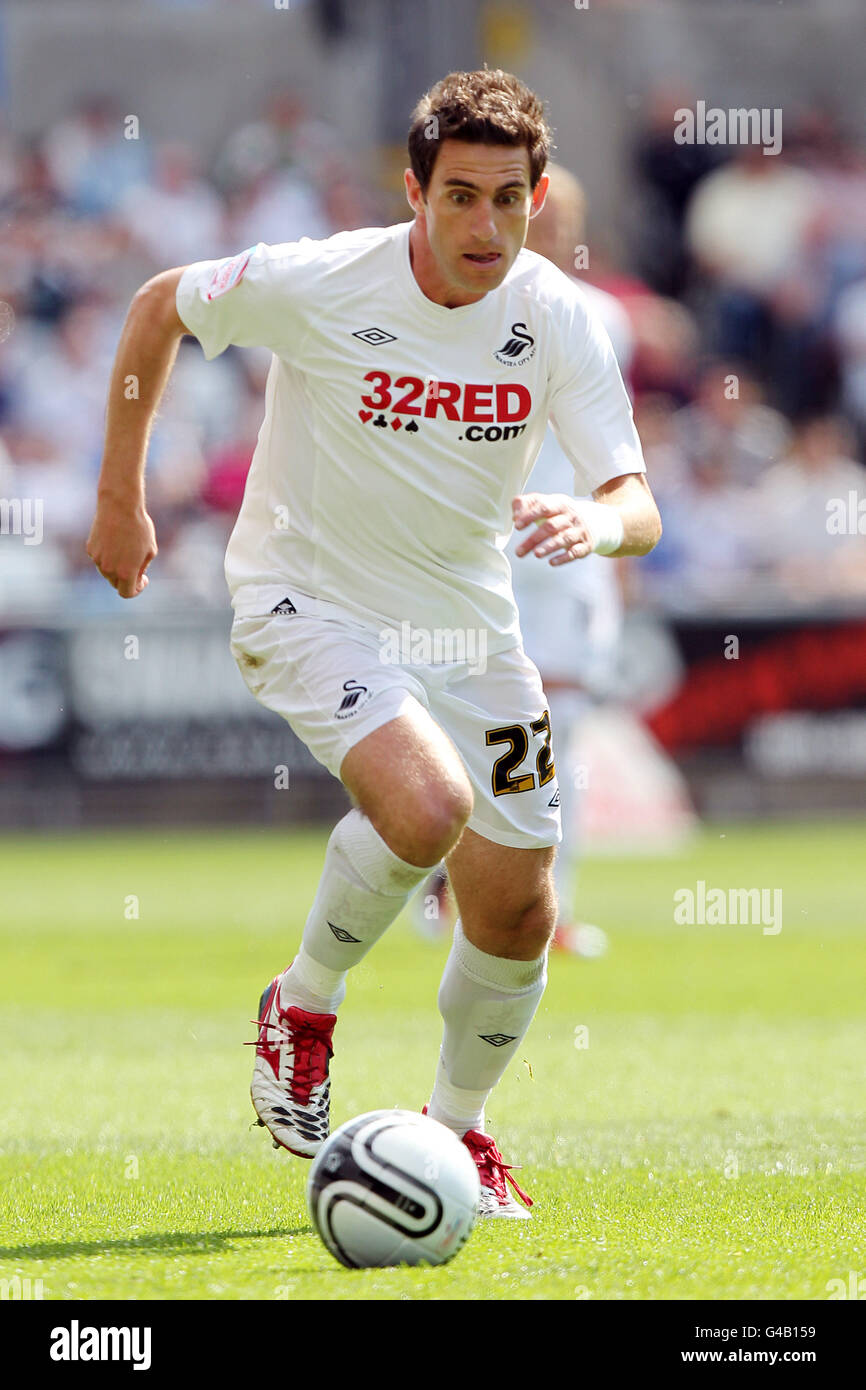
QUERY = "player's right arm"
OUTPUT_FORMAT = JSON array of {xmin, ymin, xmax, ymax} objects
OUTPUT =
[
  {"xmin": 88, "ymin": 242, "xmax": 312, "ymax": 597},
  {"xmin": 87, "ymin": 267, "xmax": 190, "ymax": 598}
]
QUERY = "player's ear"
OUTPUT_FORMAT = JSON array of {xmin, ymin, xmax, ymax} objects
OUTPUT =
[
  {"xmin": 528, "ymin": 172, "xmax": 550, "ymax": 220},
  {"xmin": 404, "ymin": 168, "xmax": 426, "ymax": 215}
]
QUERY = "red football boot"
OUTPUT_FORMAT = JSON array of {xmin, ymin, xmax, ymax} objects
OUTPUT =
[{"xmin": 246, "ymin": 975, "xmax": 335, "ymax": 1158}]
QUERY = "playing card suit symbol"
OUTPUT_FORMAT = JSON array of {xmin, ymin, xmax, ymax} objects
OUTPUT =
[
  {"xmin": 358, "ymin": 409, "xmax": 372, "ymax": 423},
  {"xmin": 405, "ymin": 420, "xmax": 419, "ymax": 433},
  {"xmin": 390, "ymin": 417, "xmax": 402, "ymax": 430},
  {"xmin": 373, "ymin": 414, "xmax": 387, "ymax": 427}
]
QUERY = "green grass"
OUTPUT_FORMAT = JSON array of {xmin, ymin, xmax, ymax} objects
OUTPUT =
[{"xmin": 0, "ymin": 821, "xmax": 864, "ymax": 1300}]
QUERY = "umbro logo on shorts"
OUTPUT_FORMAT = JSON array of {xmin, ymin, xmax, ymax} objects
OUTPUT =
[
  {"xmin": 548, "ymin": 789, "xmax": 561, "ymax": 807},
  {"xmin": 333, "ymin": 679, "xmax": 371, "ymax": 720},
  {"xmin": 478, "ymin": 1032, "xmax": 517, "ymax": 1047},
  {"xmin": 328, "ymin": 921, "xmax": 361, "ymax": 944},
  {"xmin": 352, "ymin": 327, "xmax": 397, "ymax": 346},
  {"xmin": 493, "ymin": 321, "xmax": 535, "ymax": 366},
  {"xmin": 270, "ymin": 596, "xmax": 297, "ymax": 615}
]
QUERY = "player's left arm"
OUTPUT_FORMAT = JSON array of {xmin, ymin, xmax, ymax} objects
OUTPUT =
[{"xmin": 512, "ymin": 471, "xmax": 662, "ymax": 564}]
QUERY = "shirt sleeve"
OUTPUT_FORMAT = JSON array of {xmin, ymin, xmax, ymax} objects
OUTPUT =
[
  {"xmin": 176, "ymin": 240, "xmax": 317, "ymax": 362},
  {"xmin": 547, "ymin": 284, "xmax": 646, "ymax": 494}
]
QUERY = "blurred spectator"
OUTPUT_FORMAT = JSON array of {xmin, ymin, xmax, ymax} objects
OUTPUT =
[
  {"xmin": 4, "ymin": 297, "xmax": 116, "ymax": 484},
  {"xmin": 832, "ymin": 277, "xmax": 866, "ymax": 452},
  {"xmin": 788, "ymin": 112, "xmax": 866, "ymax": 307},
  {"xmin": 1, "ymin": 142, "xmax": 61, "ymax": 223},
  {"xmin": 546, "ymin": 160, "xmax": 700, "ymax": 405},
  {"xmin": 654, "ymin": 457, "xmax": 759, "ymax": 606},
  {"xmin": 633, "ymin": 393, "xmax": 739, "ymax": 604},
  {"xmin": 754, "ymin": 414, "xmax": 866, "ymax": 598},
  {"xmin": 631, "ymin": 87, "xmax": 729, "ymax": 297},
  {"xmin": 214, "ymin": 89, "xmax": 342, "ymax": 195},
  {"xmin": 685, "ymin": 146, "xmax": 818, "ymax": 304},
  {"xmin": 0, "ymin": 144, "xmax": 70, "ymax": 315},
  {"xmin": 223, "ymin": 165, "xmax": 331, "ymax": 249},
  {"xmin": 198, "ymin": 347, "xmax": 271, "ymax": 516},
  {"xmin": 215, "ymin": 87, "xmax": 375, "ymax": 242},
  {"xmin": 685, "ymin": 146, "xmax": 826, "ymax": 412},
  {"xmin": 0, "ymin": 141, "xmax": 130, "ymax": 321},
  {"xmin": 0, "ymin": 298, "xmax": 116, "ymax": 599},
  {"xmin": 158, "ymin": 513, "xmax": 235, "ymax": 605},
  {"xmin": 526, "ymin": 164, "xmax": 634, "ymax": 373},
  {"xmin": 162, "ymin": 339, "xmax": 248, "ymax": 458},
  {"xmin": 42, "ymin": 96, "xmax": 150, "ymax": 217},
  {"xmin": 119, "ymin": 142, "xmax": 225, "ymax": 268},
  {"xmin": 673, "ymin": 360, "xmax": 791, "ymax": 487},
  {"xmin": 633, "ymin": 394, "xmax": 691, "ymax": 503},
  {"xmin": 626, "ymin": 295, "xmax": 700, "ymax": 405}
]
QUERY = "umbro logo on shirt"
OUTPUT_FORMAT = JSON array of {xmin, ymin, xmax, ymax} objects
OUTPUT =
[
  {"xmin": 352, "ymin": 327, "xmax": 398, "ymax": 346},
  {"xmin": 270, "ymin": 597, "xmax": 297, "ymax": 615},
  {"xmin": 493, "ymin": 321, "xmax": 536, "ymax": 366}
]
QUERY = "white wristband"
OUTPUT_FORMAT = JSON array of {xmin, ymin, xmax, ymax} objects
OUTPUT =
[{"xmin": 572, "ymin": 499, "xmax": 625, "ymax": 555}]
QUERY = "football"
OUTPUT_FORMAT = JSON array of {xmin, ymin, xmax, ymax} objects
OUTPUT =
[{"xmin": 306, "ymin": 1109, "xmax": 481, "ymax": 1268}]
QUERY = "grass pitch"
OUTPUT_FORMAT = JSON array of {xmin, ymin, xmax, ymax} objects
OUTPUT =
[{"xmin": 0, "ymin": 820, "xmax": 863, "ymax": 1301}]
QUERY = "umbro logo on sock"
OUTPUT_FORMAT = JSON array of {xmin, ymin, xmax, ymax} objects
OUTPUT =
[
  {"xmin": 478, "ymin": 1033, "xmax": 517, "ymax": 1047},
  {"xmin": 328, "ymin": 921, "xmax": 361, "ymax": 944},
  {"xmin": 270, "ymin": 597, "xmax": 297, "ymax": 615}
]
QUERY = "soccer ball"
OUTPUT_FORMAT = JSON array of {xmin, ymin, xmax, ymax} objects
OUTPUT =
[{"xmin": 306, "ymin": 1109, "xmax": 481, "ymax": 1268}]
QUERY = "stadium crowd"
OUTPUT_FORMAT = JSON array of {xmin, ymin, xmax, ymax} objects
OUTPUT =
[{"xmin": 1, "ymin": 87, "xmax": 864, "ymax": 617}]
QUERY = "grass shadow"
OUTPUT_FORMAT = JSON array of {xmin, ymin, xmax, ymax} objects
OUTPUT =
[{"xmin": 0, "ymin": 1226, "xmax": 313, "ymax": 1262}]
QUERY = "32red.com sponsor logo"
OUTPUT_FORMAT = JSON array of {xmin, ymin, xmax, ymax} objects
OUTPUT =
[{"xmin": 358, "ymin": 371, "xmax": 531, "ymax": 441}]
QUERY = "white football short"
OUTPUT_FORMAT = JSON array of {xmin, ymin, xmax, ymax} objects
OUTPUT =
[{"xmin": 230, "ymin": 596, "xmax": 562, "ymax": 850}]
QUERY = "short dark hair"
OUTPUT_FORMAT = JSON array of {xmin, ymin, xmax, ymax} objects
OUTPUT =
[{"xmin": 407, "ymin": 69, "xmax": 552, "ymax": 194}]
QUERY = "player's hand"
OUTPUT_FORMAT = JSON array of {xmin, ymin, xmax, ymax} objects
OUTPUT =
[
  {"xmin": 512, "ymin": 493, "xmax": 593, "ymax": 565},
  {"xmin": 86, "ymin": 498, "xmax": 158, "ymax": 598}
]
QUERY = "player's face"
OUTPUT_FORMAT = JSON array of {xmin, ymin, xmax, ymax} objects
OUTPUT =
[{"xmin": 406, "ymin": 142, "xmax": 548, "ymax": 306}]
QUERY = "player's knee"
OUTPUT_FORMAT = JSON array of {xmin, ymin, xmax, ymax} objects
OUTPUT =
[
  {"xmin": 407, "ymin": 776, "xmax": 473, "ymax": 864},
  {"xmin": 378, "ymin": 774, "xmax": 471, "ymax": 867},
  {"xmin": 447, "ymin": 771, "xmax": 475, "ymax": 830},
  {"xmin": 507, "ymin": 886, "xmax": 557, "ymax": 956}
]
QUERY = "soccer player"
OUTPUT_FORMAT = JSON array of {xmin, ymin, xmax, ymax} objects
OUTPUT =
[{"xmin": 87, "ymin": 70, "xmax": 662, "ymax": 1218}]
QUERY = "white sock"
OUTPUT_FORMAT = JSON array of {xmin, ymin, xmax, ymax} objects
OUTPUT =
[
  {"xmin": 427, "ymin": 1069, "xmax": 489, "ymax": 1137},
  {"xmin": 427, "ymin": 919, "xmax": 548, "ymax": 1136},
  {"xmin": 280, "ymin": 808, "xmax": 431, "ymax": 1013},
  {"xmin": 280, "ymin": 945, "xmax": 347, "ymax": 1015}
]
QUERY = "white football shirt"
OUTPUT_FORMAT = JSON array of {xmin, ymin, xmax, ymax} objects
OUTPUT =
[{"xmin": 176, "ymin": 221, "xmax": 645, "ymax": 655}]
